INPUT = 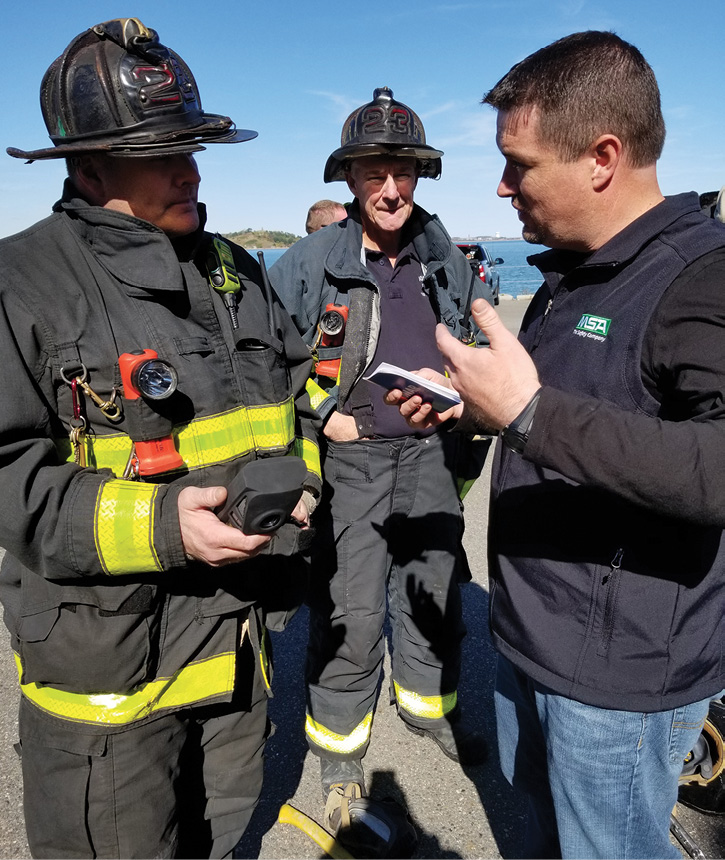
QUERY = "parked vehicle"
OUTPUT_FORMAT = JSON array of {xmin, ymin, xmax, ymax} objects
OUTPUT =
[{"xmin": 456, "ymin": 243, "xmax": 504, "ymax": 305}]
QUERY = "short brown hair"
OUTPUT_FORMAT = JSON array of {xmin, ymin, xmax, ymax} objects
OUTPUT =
[
  {"xmin": 483, "ymin": 31, "xmax": 665, "ymax": 167},
  {"xmin": 305, "ymin": 199, "xmax": 347, "ymax": 234}
]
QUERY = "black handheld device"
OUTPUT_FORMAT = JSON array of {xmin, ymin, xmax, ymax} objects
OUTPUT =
[{"xmin": 217, "ymin": 456, "xmax": 307, "ymax": 534}]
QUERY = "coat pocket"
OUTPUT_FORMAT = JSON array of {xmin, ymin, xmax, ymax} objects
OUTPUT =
[
  {"xmin": 233, "ymin": 330, "xmax": 292, "ymax": 406},
  {"xmin": 17, "ymin": 576, "xmax": 162, "ymax": 694}
]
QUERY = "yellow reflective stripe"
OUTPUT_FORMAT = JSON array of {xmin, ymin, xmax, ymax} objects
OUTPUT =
[
  {"xmin": 291, "ymin": 436, "xmax": 321, "ymax": 480},
  {"xmin": 394, "ymin": 681, "xmax": 457, "ymax": 720},
  {"xmin": 305, "ymin": 711, "xmax": 373, "ymax": 755},
  {"xmin": 15, "ymin": 650, "xmax": 236, "ymax": 726},
  {"xmin": 55, "ymin": 434, "xmax": 133, "ymax": 476},
  {"xmin": 57, "ymin": 398, "xmax": 296, "ymax": 474},
  {"xmin": 259, "ymin": 628, "xmax": 271, "ymax": 691},
  {"xmin": 305, "ymin": 378, "xmax": 331, "ymax": 412},
  {"xmin": 94, "ymin": 480, "xmax": 162, "ymax": 576},
  {"xmin": 179, "ymin": 399, "xmax": 294, "ymax": 469},
  {"xmin": 243, "ymin": 398, "xmax": 296, "ymax": 451}
]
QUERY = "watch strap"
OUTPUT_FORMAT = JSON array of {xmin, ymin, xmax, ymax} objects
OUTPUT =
[{"xmin": 501, "ymin": 388, "xmax": 542, "ymax": 454}]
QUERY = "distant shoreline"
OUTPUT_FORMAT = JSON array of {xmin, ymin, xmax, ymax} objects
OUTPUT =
[
  {"xmin": 243, "ymin": 237, "xmax": 525, "ymax": 250},
  {"xmin": 452, "ymin": 237, "xmax": 522, "ymax": 243},
  {"xmin": 246, "ymin": 236, "xmax": 523, "ymax": 251},
  {"xmin": 499, "ymin": 292, "xmax": 535, "ymax": 301}
]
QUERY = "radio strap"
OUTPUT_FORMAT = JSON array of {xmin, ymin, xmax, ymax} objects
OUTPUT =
[{"xmin": 207, "ymin": 235, "xmax": 242, "ymax": 329}]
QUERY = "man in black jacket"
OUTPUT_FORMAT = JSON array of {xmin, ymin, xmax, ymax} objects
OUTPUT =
[
  {"xmin": 390, "ymin": 31, "xmax": 725, "ymax": 859},
  {"xmin": 0, "ymin": 19, "xmax": 321, "ymax": 859}
]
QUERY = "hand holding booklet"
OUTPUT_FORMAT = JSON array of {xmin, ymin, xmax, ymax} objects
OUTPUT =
[{"xmin": 364, "ymin": 362, "xmax": 462, "ymax": 413}]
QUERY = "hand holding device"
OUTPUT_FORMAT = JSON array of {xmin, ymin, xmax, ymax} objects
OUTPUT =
[{"xmin": 216, "ymin": 456, "xmax": 307, "ymax": 535}]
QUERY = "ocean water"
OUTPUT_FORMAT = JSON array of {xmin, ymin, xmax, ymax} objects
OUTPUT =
[
  {"xmin": 258, "ymin": 238, "xmax": 547, "ymax": 298},
  {"xmin": 485, "ymin": 239, "xmax": 547, "ymax": 298},
  {"xmin": 257, "ymin": 248, "xmax": 287, "ymax": 268}
]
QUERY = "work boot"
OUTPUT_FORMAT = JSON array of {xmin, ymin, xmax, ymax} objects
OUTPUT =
[
  {"xmin": 320, "ymin": 757, "xmax": 366, "ymax": 800},
  {"xmin": 402, "ymin": 710, "xmax": 488, "ymax": 765}
]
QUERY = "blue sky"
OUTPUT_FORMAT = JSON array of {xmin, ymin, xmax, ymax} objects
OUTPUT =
[{"xmin": 1, "ymin": 0, "xmax": 723, "ymax": 240}]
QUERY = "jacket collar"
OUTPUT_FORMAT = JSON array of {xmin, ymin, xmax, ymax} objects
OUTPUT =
[
  {"xmin": 322, "ymin": 199, "xmax": 453, "ymax": 280},
  {"xmin": 529, "ymin": 193, "xmax": 702, "ymax": 279},
  {"xmin": 54, "ymin": 179, "xmax": 207, "ymax": 292}
]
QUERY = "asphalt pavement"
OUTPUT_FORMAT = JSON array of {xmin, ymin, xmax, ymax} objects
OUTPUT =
[{"xmin": 0, "ymin": 294, "xmax": 722, "ymax": 858}]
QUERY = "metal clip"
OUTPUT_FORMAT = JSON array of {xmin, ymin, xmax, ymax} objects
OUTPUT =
[
  {"xmin": 122, "ymin": 445, "xmax": 140, "ymax": 480},
  {"xmin": 68, "ymin": 378, "xmax": 87, "ymax": 467},
  {"xmin": 69, "ymin": 418, "xmax": 87, "ymax": 467},
  {"xmin": 76, "ymin": 379, "xmax": 121, "ymax": 420},
  {"xmin": 60, "ymin": 364, "xmax": 122, "ymax": 420}
]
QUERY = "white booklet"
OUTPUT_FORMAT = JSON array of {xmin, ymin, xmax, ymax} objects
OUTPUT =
[{"xmin": 364, "ymin": 362, "xmax": 461, "ymax": 413}]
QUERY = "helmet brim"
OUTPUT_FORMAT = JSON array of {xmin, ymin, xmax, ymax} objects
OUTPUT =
[
  {"xmin": 324, "ymin": 143, "xmax": 443, "ymax": 183},
  {"xmin": 7, "ymin": 125, "xmax": 258, "ymax": 162}
]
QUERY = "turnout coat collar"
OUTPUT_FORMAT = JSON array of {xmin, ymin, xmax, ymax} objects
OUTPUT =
[{"xmin": 53, "ymin": 179, "xmax": 207, "ymax": 294}]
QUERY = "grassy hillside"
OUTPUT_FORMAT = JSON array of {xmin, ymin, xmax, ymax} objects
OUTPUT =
[{"xmin": 224, "ymin": 229, "xmax": 301, "ymax": 249}]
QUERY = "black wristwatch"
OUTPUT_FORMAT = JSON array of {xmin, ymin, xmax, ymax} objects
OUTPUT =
[{"xmin": 501, "ymin": 388, "xmax": 542, "ymax": 454}]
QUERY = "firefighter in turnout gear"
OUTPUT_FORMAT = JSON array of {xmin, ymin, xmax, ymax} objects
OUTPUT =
[
  {"xmin": 269, "ymin": 87, "xmax": 492, "ymax": 820},
  {"xmin": 0, "ymin": 19, "xmax": 321, "ymax": 858}
]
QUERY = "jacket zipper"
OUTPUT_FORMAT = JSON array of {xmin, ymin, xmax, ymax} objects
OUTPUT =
[
  {"xmin": 597, "ymin": 547, "xmax": 624, "ymax": 656},
  {"xmin": 532, "ymin": 290, "xmax": 557, "ymax": 350}
]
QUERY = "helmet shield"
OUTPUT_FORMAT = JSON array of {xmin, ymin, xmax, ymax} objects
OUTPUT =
[
  {"xmin": 324, "ymin": 87, "xmax": 443, "ymax": 182},
  {"xmin": 8, "ymin": 18, "xmax": 257, "ymax": 161}
]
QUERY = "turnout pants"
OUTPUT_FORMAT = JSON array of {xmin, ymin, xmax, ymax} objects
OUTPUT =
[
  {"xmin": 305, "ymin": 433, "xmax": 467, "ymax": 760},
  {"xmin": 18, "ymin": 635, "xmax": 270, "ymax": 859}
]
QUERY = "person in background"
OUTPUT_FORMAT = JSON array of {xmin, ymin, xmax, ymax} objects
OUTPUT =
[
  {"xmin": 388, "ymin": 31, "xmax": 725, "ymax": 859},
  {"xmin": 0, "ymin": 18, "xmax": 321, "ymax": 859},
  {"xmin": 269, "ymin": 86, "xmax": 491, "ymax": 828},
  {"xmin": 305, "ymin": 199, "xmax": 348, "ymax": 233}
]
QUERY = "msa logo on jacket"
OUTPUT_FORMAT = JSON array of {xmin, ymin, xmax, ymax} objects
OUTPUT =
[{"xmin": 574, "ymin": 314, "xmax": 611, "ymax": 342}]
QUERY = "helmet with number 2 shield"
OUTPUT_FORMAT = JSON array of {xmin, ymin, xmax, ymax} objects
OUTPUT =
[
  {"xmin": 323, "ymin": 87, "xmax": 443, "ymax": 182},
  {"xmin": 7, "ymin": 18, "xmax": 257, "ymax": 162}
]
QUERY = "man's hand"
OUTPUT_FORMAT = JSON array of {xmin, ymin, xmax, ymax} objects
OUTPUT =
[
  {"xmin": 178, "ymin": 486, "xmax": 272, "ymax": 566},
  {"xmin": 290, "ymin": 497, "xmax": 310, "ymax": 529},
  {"xmin": 323, "ymin": 411, "xmax": 360, "ymax": 442},
  {"xmin": 435, "ymin": 299, "xmax": 541, "ymax": 430},
  {"xmin": 383, "ymin": 368, "xmax": 464, "ymax": 429}
]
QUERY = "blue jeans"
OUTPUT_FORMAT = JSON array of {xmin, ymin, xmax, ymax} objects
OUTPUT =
[{"xmin": 494, "ymin": 654, "xmax": 715, "ymax": 859}]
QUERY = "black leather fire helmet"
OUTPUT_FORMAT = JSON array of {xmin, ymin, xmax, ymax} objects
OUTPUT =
[
  {"xmin": 7, "ymin": 18, "xmax": 257, "ymax": 162},
  {"xmin": 323, "ymin": 87, "xmax": 443, "ymax": 183}
]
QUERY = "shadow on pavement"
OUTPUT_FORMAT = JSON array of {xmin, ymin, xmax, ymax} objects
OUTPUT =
[
  {"xmin": 234, "ymin": 607, "xmax": 311, "ymax": 859},
  {"xmin": 235, "ymin": 576, "xmax": 527, "ymax": 859},
  {"xmin": 455, "ymin": 581, "xmax": 524, "ymax": 859}
]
